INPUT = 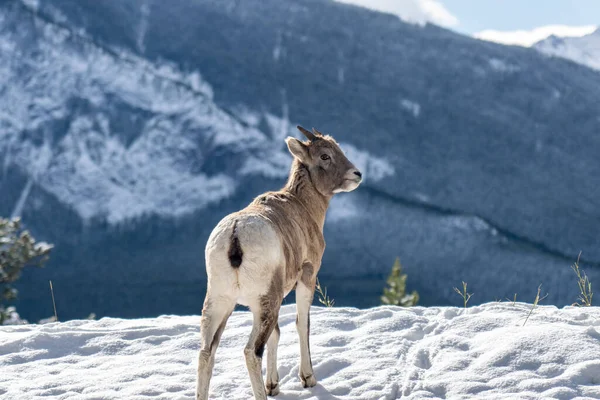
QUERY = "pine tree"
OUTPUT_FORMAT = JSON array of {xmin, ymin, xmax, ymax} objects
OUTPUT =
[
  {"xmin": 0, "ymin": 217, "xmax": 53, "ymax": 324},
  {"xmin": 381, "ymin": 257, "xmax": 419, "ymax": 307}
]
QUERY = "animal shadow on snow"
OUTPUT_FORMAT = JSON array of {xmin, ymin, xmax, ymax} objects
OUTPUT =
[{"xmin": 276, "ymin": 384, "xmax": 344, "ymax": 400}]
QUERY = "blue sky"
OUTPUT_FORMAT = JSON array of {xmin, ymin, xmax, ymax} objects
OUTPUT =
[
  {"xmin": 443, "ymin": 0, "xmax": 600, "ymax": 34},
  {"xmin": 335, "ymin": 0, "xmax": 599, "ymax": 46}
]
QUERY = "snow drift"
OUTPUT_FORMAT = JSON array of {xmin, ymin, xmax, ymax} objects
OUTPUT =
[{"xmin": 1, "ymin": 303, "xmax": 599, "ymax": 399}]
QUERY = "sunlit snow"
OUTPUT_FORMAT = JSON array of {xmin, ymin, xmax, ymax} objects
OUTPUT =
[{"xmin": 1, "ymin": 303, "xmax": 599, "ymax": 399}]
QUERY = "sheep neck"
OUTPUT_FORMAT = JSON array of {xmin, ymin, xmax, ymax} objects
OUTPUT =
[{"xmin": 283, "ymin": 159, "xmax": 330, "ymax": 230}]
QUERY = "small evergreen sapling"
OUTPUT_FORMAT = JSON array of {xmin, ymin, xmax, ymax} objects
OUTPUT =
[
  {"xmin": 0, "ymin": 217, "xmax": 53, "ymax": 324},
  {"xmin": 381, "ymin": 258, "xmax": 419, "ymax": 307}
]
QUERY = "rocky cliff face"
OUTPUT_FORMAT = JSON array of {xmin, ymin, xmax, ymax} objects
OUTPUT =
[{"xmin": 2, "ymin": 0, "xmax": 599, "ymax": 319}]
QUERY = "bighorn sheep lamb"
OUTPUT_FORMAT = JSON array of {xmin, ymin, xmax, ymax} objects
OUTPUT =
[{"xmin": 196, "ymin": 126, "xmax": 362, "ymax": 400}]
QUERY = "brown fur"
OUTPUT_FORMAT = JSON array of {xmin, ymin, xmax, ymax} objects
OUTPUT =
[
  {"xmin": 197, "ymin": 127, "xmax": 361, "ymax": 400},
  {"xmin": 300, "ymin": 262, "xmax": 315, "ymax": 287},
  {"xmin": 233, "ymin": 133, "xmax": 355, "ymax": 292},
  {"xmin": 253, "ymin": 271, "xmax": 284, "ymax": 358}
]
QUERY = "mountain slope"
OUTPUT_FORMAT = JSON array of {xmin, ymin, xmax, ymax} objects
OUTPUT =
[
  {"xmin": 535, "ymin": 28, "xmax": 600, "ymax": 71},
  {"xmin": 1, "ymin": 0, "xmax": 600, "ymax": 319},
  {"xmin": 30, "ymin": 0, "xmax": 600, "ymax": 261}
]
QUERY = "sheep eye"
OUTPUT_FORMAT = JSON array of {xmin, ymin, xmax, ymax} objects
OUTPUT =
[{"xmin": 320, "ymin": 154, "xmax": 330, "ymax": 161}]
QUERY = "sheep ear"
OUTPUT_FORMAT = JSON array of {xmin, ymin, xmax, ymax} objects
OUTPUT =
[{"xmin": 286, "ymin": 137, "xmax": 310, "ymax": 163}]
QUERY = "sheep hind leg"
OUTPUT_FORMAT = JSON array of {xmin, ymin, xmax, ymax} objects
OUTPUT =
[
  {"xmin": 196, "ymin": 295, "xmax": 235, "ymax": 400},
  {"xmin": 245, "ymin": 297, "xmax": 281, "ymax": 400}
]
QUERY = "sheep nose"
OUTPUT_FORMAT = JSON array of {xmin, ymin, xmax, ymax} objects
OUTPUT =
[{"xmin": 354, "ymin": 170, "xmax": 362, "ymax": 178}]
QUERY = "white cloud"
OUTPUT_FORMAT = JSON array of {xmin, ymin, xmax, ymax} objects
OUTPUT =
[
  {"xmin": 474, "ymin": 25, "xmax": 598, "ymax": 47},
  {"xmin": 334, "ymin": 0, "xmax": 459, "ymax": 27}
]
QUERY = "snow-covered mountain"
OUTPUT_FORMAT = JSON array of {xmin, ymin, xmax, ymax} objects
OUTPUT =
[
  {"xmin": 535, "ymin": 28, "xmax": 600, "ymax": 71},
  {"xmin": 2, "ymin": 303, "xmax": 600, "ymax": 399},
  {"xmin": 2, "ymin": 0, "xmax": 600, "ymax": 320},
  {"xmin": 1, "ymin": 0, "xmax": 391, "ymax": 224}
]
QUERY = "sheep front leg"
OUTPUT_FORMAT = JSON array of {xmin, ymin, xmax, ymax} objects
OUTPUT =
[
  {"xmin": 265, "ymin": 323, "xmax": 280, "ymax": 395},
  {"xmin": 295, "ymin": 265, "xmax": 317, "ymax": 388}
]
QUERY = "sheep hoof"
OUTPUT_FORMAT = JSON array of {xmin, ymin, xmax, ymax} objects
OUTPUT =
[
  {"xmin": 301, "ymin": 373, "xmax": 317, "ymax": 388},
  {"xmin": 266, "ymin": 382, "xmax": 279, "ymax": 396}
]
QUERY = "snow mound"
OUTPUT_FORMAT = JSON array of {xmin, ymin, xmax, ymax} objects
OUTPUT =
[{"xmin": 1, "ymin": 303, "xmax": 599, "ymax": 399}]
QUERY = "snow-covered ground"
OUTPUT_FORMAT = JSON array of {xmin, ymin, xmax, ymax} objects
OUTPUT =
[{"xmin": 1, "ymin": 303, "xmax": 599, "ymax": 399}]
